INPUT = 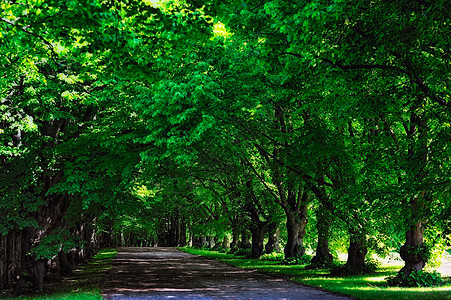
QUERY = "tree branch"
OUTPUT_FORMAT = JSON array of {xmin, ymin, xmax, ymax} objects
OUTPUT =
[{"xmin": 0, "ymin": 17, "xmax": 58, "ymax": 61}]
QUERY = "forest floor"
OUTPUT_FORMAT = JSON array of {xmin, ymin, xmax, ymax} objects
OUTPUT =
[{"xmin": 101, "ymin": 247, "xmax": 352, "ymax": 299}]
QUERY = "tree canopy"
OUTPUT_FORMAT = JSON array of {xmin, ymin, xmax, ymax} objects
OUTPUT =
[{"xmin": 1, "ymin": 0, "xmax": 450, "ymax": 291}]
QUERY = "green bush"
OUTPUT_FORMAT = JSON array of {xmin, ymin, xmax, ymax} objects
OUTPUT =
[
  {"xmin": 307, "ymin": 255, "xmax": 335, "ymax": 269},
  {"xmin": 280, "ymin": 253, "xmax": 312, "ymax": 265},
  {"xmin": 234, "ymin": 248, "xmax": 252, "ymax": 258},
  {"xmin": 260, "ymin": 252, "xmax": 284, "ymax": 261},
  {"xmin": 386, "ymin": 270, "xmax": 444, "ymax": 287},
  {"xmin": 330, "ymin": 259, "xmax": 379, "ymax": 275}
]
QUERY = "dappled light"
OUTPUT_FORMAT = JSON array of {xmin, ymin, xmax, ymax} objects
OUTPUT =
[
  {"xmin": 102, "ymin": 247, "xmax": 349, "ymax": 299},
  {"xmin": 1, "ymin": 0, "xmax": 449, "ymax": 298}
]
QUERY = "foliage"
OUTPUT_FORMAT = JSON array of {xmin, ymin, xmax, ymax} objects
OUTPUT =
[
  {"xmin": 233, "ymin": 248, "xmax": 253, "ymax": 258},
  {"xmin": 307, "ymin": 255, "xmax": 335, "ymax": 269},
  {"xmin": 259, "ymin": 252, "xmax": 284, "ymax": 262},
  {"xmin": 280, "ymin": 253, "xmax": 312, "ymax": 266},
  {"xmin": 400, "ymin": 245, "xmax": 431, "ymax": 264},
  {"xmin": 331, "ymin": 259, "xmax": 379, "ymax": 276},
  {"xmin": 424, "ymin": 229, "xmax": 449, "ymax": 268},
  {"xmin": 387, "ymin": 270, "xmax": 444, "ymax": 288},
  {"xmin": 29, "ymin": 230, "xmax": 83, "ymax": 260},
  {"xmin": 1, "ymin": 0, "xmax": 450, "ymax": 291},
  {"xmin": 0, "ymin": 248, "xmax": 116, "ymax": 299}
]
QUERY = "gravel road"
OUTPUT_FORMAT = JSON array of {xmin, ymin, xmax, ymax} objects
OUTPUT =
[{"xmin": 102, "ymin": 247, "xmax": 352, "ymax": 300}]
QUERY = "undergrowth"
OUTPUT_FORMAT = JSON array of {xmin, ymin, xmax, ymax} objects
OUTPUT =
[{"xmin": 387, "ymin": 270, "xmax": 444, "ymax": 287}]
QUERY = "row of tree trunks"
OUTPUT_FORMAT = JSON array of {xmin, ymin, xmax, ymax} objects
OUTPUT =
[
  {"xmin": 192, "ymin": 223, "xmax": 280, "ymax": 257},
  {"xmin": 156, "ymin": 211, "xmax": 187, "ymax": 247},
  {"xmin": 0, "ymin": 224, "xmax": 112, "ymax": 292},
  {"xmin": 116, "ymin": 230, "xmax": 155, "ymax": 247}
]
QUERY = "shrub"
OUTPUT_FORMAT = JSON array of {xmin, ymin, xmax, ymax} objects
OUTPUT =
[
  {"xmin": 260, "ymin": 252, "xmax": 284, "ymax": 261},
  {"xmin": 386, "ymin": 270, "xmax": 444, "ymax": 287},
  {"xmin": 307, "ymin": 255, "xmax": 335, "ymax": 269},
  {"xmin": 234, "ymin": 248, "xmax": 252, "ymax": 258},
  {"xmin": 330, "ymin": 259, "xmax": 379, "ymax": 275},
  {"xmin": 280, "ymin": 253, "xmax": 312, "ymax": 265}
]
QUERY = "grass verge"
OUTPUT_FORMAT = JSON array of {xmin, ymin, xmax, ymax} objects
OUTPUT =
[
  {"xmin": 179, "ymin": 247, "xmax": 451, "ymax": 300},
  {"xmin": 0, "ymin": 248, "xmax": 117, "ymax": 300}
]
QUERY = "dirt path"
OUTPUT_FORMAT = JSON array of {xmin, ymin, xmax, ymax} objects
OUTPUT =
[{"xmin": 102, "ymin": 247, "xmax": 351, "ymax": 300}]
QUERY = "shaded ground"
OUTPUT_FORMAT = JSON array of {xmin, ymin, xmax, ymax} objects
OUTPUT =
[{"xmin": 102, "ymin": 247, "xmax": 351, "ymax": 300}]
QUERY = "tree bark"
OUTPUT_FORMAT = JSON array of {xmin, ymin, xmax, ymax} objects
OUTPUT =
[
  {"xmin": 213, "ymin": 237, "xmax": 223, "ymax": 250},
  {"xmin": 398, "ymin": 114, "xmax": 429, "ymax": 275},
  {"xmin": 192, "ymin": 236, "xmax": 203, "ymax": 248},
  {"xmin": 311, "ymin": 206, "xmax": 333, "ymax": 267},
  {"xmin": 7, "ymin": 231, "xmax": 20, "ymax": 287},
  {"xmin": 344, "ymin": 231, "xmax": 368, "ymax": 272},
  {"xmin": 222, "ymin": 235, "xmax": 230, "ymax": 250},
  {"xmin": 284, "ymin": 205, "xmax": 308, "ymax": 258},
  {"xmin": 58, "ymin": 252, "xmax": 73, "ymax": 277},
  {"xmin": 178, "ymin": 218, "xmax": 187, "ymax": 246},
  {"xmin": 230, "ymin": 227, "xmax": 240, "ymax": 252},
  {"xmin": 265, "ymin": 222, "xmax": 279, "ymax": 254},
  {"xmin": 399, "ymin": 220, "xmax": 427, "ymax": 275},
  {"xmin": 250, "ymin": 223, "xmax": 265, "ymax": 258},
  {"xmin": 18, "ymin": 227, "xmax": 46, "ymax": 291},
  {"xmin": 0, "ymin": 235, "xmax": 6, "ymax": 289},
  {"xmin": 240, "ymin": 230, "xmax": 252, "ymax": 249}
]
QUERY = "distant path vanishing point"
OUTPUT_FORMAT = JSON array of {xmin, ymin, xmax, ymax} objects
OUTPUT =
[{"xmin": 101, "ymin": 247, "xmax": 351, "ymax": 300}]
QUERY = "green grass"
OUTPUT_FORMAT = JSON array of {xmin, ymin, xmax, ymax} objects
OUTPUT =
[
  {"xmin": 179, "ymin": 247, "xmax": 451, "ymax": 300},
  {"xmin": 0, "ymin": 248, "xmax": 117, "ymax": 300}
]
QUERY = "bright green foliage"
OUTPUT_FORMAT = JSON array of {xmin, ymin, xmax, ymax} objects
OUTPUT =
[
  {"xmin": 387, "ymin": 270, "xmax": 444, "ymax": 288},
  {"xmin": 1, "ymin": 0, "xmax": 450, "ymax": 292}
]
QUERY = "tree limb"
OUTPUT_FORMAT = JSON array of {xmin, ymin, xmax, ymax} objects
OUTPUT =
[{"xmin": 0, "ymin": 17, "xmax": 58, "ymax": 61}]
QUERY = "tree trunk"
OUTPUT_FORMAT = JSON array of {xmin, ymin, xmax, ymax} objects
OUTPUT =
[
  {"xmin": 46, "ymin": 255, "xmax": 62, "ymax": 283},
  {"xmin": 201, "ymin": 235, "xmax": 209, "ymax": 248},
  {"xmin": 178, "ymin": 219, "xmax": 187, "ymax": 246},
  {"xmin": 188, "ymin": 232, "xmax": 193, "ymax": 247},
  {"xmin": 265, "ymin": 222, "xmax": 279, "ymax": 254},
  {"xmin": 58, "ymin": 252, "xmax": 73, "ymax": 277},
  {"xmin": 18, "ymin": 227, "xmax": 45, "ymax": 292},
  {"xmin": 213, "ymin": 238, "xmax": 223, "ymax": 250},
  {"xmin": 344, "ymin": 231, "xmax": 368, "ymax": 273},
  {"xmin": 240, "ymin": 230, "xmax": 251, "ymax": 249},
  {"xmin": 230, "ymin": 227, "xmax": 240, "ymax": 252},
  {"xmin": 192, "ymin": 236, "xmax": 202, "ymax": 248},
  {"xmin": 250, "ymin": 223, "xmax": 265, "ymax": 259},
  {"xmin": 311, "ymin": 233, "xmax": 333, "ymax": 268},
  {"xmin": 399, "ymin": 221, "xmax": 427, "ymax": 275},
  {"xmin": 0, "ymin": 235, "xmax": 6, "ymax": 289},
  {"xmin": 223, "ymin": 235, "xmax": 230, "ymax": 250},
  {"xmin": 17, "ymin": 193, "xmax": 70, "ymax": 292},
  {"xmin": 284, "ymin": 206, "xmax": 307, "ymax": 259},
  {"xmin": 7, "ymin": 231, "xmax": 21, "ymax": 287},
  {"xmin": 311, "ymin": 206, "xmax": 333, "ymax": 267}
]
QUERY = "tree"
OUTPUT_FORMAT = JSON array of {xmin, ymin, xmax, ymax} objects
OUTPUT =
[{"xmin": 262, "ymin": 0, "xmax": 450, "ymax": 275}]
